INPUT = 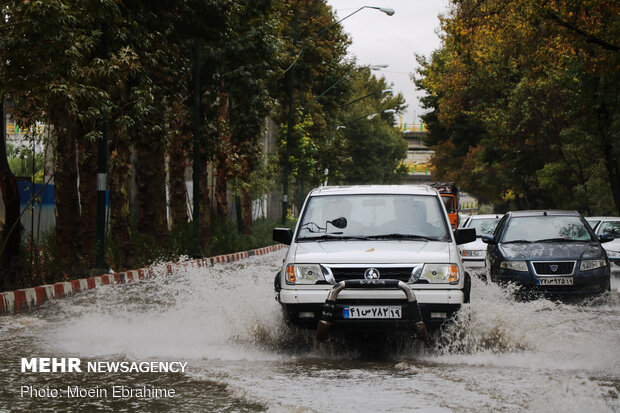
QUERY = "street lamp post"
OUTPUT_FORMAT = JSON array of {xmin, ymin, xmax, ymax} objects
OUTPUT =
[
  {"xmin": 281, "ymin": 6, "xmax": 395, "ymax": 225},
  {"xmin": 282, "ymin": 9, "xmax": 298, "ymax": 225},
  {"xmin": 341, "ymin": 88, "xmax": 393, "ymax": 108},
  {"xmin": 345, "ymin": 108, "xmax": 396, "ymax": 125}
]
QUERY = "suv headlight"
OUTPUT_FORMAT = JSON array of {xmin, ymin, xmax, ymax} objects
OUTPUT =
[
  {"xmin": 411, "ymin": 264, "xmax": 459, "ymax": 284},
  {"xmin": 500, "ymin": 260, "xmax": 528, "ymax": 272},
  {"xmin": 285, "ymin": 264, "xmax": 325, "ymax": 284},
  {"xmin": 580, "ymin": 259, "xmax": 607, "ymax": 271}
]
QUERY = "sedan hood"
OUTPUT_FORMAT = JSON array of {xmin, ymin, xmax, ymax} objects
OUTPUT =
[
  {"xmin": 459, "ymin": 238, "xmax": 486, "ymax": 250},
  {"xmin": 293, "ymin": 240, "xmax": 454, "ymax": 264},
  {"xmin": 500, "ymin": 242, "xmax": 604, "ymax": 260},
  {"xmin": 602, "ymin": 238, "xmax": 620, "ymax": 253}
]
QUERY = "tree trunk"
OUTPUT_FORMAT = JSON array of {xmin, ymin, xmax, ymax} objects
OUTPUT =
[
  {"xmin": 0, "ymin": 99, "xmax": 23, "ymax": 291},
  {"xmin": 135, "ymin": 139, "xmax": 168, "ymax": 246},
  {"xmin": 215, "ymin": 90, "xmax": 230, "ymax": 219},
  {"xmin": 54, "ymin": 124, "xmax": 81, "ymax": 276},
  {"xmin": 199, "ymin": 146, "xmax": 211, "ymax": 250},
  {"xmin": 597, "ymin": 108, "xmax": 620, "ymax": 216},
  {"xmin": 109, "ymin": 130, "xmax": 133, "ymax": 270},
  {"xmin": 77, "ymin": 137, "xmax": 97, "ymax": 268},
  {"xmin": 241, "ymin": 187, "xmax": 252, "ymax": 236},
  {"xmin": 169, "ymin": 126, "xmax": 189, "ymax": 229}
]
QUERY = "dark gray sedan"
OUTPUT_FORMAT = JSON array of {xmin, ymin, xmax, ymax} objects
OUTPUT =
[{"xmin": 482, "ymin": 210, "xmax": 612, "ymax": 296}]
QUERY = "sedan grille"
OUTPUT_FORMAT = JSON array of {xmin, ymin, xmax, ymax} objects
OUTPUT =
[
  {"xmin": 327, "ymin": 267, "xmax": 414, "ymax": 283},
  {"xmin": 533, "ymin": 261, "xmax": 575, "ymax": 275}
]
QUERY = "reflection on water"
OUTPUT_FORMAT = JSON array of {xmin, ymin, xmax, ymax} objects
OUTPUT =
[{"xmin": 1, "ymin": 251, "xmax": 619, "ymax": 412}]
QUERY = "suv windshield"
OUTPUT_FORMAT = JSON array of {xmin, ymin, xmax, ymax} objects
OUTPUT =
[
  {"xmin": 467, "ymin": 218, "xmax": 501, "ymax": 236},
  {"xmin": 297, "ymin": 194, "xmax": 450, "ymax": 241},
  {"xmin": 502, "ymin": 216, "xmax": 594, "ymax": 243}
]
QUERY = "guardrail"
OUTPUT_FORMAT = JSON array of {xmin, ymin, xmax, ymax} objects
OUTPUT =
[
  {"xmin": 6, "ymin": 121, "xmax": 48, "ymax": 136},
  {"xmin": 399, "ymin": 123, "xmax": 426, "ymax": 132}
]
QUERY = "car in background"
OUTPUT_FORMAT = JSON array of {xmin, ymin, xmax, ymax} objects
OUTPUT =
[
  {"xmin": 483, "ymin": 210, "xmax": 613, "ymax": 296},
  {"xmin": 458, "ymin": 214, "xmax": 503, "ymax": 270},
  {"xmin": 586, "ymin": 216, "xmax": 605, "ymax": 230},
  {"xmin": 591, "ymin": 217, "xmax": 620, "ymax": 276}
]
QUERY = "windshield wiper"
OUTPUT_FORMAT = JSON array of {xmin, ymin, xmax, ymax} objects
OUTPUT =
[
  {"xmin": 296, "ymin": 234, "xmax": 367, "ymax": 241},
  {"xmin": 503, "ymin": 239, "xmax": 533, "ymax": 244},
  {"xmin": 299, "ymin": 221, "xmax": 325, "ymax": 233},
  {"xmin": 535, "ymin": 237, "xmax": 576, "ymax": 243},
  {"xmin": 362, "ymin": 234, "xmax": 444, "ymax": 241}
]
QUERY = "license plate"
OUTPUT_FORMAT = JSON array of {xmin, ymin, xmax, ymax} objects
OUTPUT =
[
  {"xmin": 343, "ymin": 306, "xmax": 402, "ymax": 319},
  {"xmin": 536, "ymin": 277, "xmax": 574, "ymax": 286}
]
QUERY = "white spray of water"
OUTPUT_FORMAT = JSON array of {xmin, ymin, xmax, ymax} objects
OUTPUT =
[
  {"xmin": 12, "ymin": 251, "xmax": 618, "ymax": 412},
  {"xmin": 425, "ymin": 275, "xmax": 620, "ymax": 375},
  {"xmin": 41, "ymin": 253, "xmax": 289, "ymax": 361}
]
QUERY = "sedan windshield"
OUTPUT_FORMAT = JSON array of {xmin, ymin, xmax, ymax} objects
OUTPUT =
[
  {"xmin": 502, "ymin": 216, "xmax": 594, "ymax": 243},
  {"xmin": 467, "ymin": 218, "xmax": 501, "ymax": 237},
  {"xmin": 297, "ymin": 194, "xmax": 450, "ymax": 241},
  {"xmin": 598, "ymin": 221, "xmax": 620, "ymax": 237}
]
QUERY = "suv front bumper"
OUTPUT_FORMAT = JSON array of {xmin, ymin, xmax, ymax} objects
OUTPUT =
[
  {"xmin": 315, "ymin": 279, "xmax": 428, "ymax": 341},
  {"xmin": 279, "ymin": 287, "xmax": 465, "ymax": 304},
  {"xmin": 278, "ymin": 283, "xmax": 465, "ymax": 333}
]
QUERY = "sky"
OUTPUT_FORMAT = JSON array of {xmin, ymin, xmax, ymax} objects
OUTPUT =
[{"xmin": 325, "ymin": 0, "xmax": 451, "ymax": 125}]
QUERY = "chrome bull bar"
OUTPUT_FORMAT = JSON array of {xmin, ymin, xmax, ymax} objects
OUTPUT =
[{"xmin": 316, "ymin": 279, "xmax": 429, "ymax": 341}]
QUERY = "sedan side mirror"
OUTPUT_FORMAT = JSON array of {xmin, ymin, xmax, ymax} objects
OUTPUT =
[
  {"xmin": 454, "ymin": 228, "xmax": 476, "ymax": 245},
  {"xmin": 599, "ymin": 233, "xmax": 615, "ymax": 243},
  {"xmin": 481, "ymin": 235, "xmax": 496, "ymax": 245},
  {"xmin": 273, "ymin": 228, "xmax": 293, "ymax": 245}
]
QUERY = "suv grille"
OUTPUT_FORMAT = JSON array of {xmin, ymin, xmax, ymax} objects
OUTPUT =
[
  {"xmin": 327, "ymin": 267, "xmax": 414, "ymax": 283},
  {"xmin": 533, "ymin": 261, "xmax": 575, "ymax": 275}
]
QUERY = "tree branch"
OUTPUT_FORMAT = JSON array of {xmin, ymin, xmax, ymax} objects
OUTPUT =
[{"xmin": 546, "ymin": 11, "xmax": 620, "ymax": 52}]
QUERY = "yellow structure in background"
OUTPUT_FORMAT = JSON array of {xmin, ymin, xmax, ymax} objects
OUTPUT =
[{"xmin": 6, "ymin": 120, "xmax": 48, "ymax": 136}]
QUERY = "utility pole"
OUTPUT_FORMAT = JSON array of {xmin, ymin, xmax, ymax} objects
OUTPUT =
[{"xmin": 95, "ymin": 23, "xmax": 109, "ymax": 272}]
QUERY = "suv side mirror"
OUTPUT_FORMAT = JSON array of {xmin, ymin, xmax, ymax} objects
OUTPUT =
[
  {"xmin": 273, "ymin": 228, "xmax": 293, "ymax": 245},
  {"xmin": 599, "ymin": 233, "xmax": 615, "ymax": 243},
  {"xmin": 481, "ymin": 235, "xmax": 495, "ymax": 245},
  {"xmin": 329, "ymin": 217, "xmax": 348, "ymax": 229},
  {"xmin": 454, "ymin": 228, "xmax": 476, "ymax": 245}
]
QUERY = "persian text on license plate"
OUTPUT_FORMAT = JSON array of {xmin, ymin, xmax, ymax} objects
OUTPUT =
[
  {"xmin": 343, "ymin": 306, "xmax": 402, "ymax": 319},
  {"xmin": 536, "ymin": 277, "xmax": 573, "ymax": 286}
]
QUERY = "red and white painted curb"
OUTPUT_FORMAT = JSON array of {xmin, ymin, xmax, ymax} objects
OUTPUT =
[{"xmin": 0, "ymin": 244, "xmax": 286, "ymax": 315}]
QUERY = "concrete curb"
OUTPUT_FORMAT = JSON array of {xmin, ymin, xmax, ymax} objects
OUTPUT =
[{"xmin": 0, "ymin": 244, "xmax": 286, "ymax": 315}]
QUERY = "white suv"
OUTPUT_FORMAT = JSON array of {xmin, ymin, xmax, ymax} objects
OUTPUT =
[{"xmin": 273, "ymin": 185, "xmax": 476, "ymax": 341}]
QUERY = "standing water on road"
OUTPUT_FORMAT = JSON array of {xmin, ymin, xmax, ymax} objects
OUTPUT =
[{"xmin": 1, "ymin": 250, "xmax": 619, "ymax": 412}]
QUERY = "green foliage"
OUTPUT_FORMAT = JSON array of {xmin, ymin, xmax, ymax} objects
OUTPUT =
[
  {"xmin": 335, "ymin": 71, "xmax": 408, "ymax": 185},
  {"xmin": 415, "ymin": 0, "xmax": 620, "ymax": 214},
  {"xmin": 0, "ymin": 1, "xmax": 414, "ymax": 289},
  {"xmin": 7, "ymin": 143, "xmax": 45, "ymax": 181}
]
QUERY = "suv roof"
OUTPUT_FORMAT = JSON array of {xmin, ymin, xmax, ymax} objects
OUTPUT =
[
  {"xmin": 506, "ymin": 210, "xmax": 581, "ymax": 217},
  {"xmin": 309, "ymin": 185, "xmax": 438, "ymax": 197}
]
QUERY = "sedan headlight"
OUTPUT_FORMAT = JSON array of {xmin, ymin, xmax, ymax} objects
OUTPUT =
[
  {"xmin": 606, "ymin": 251, "xmax": 620, "ymax": 259},
  {"xmin": 460, "ymin": 249, "xmax": 484, "ymax": 257},
  {"xmin": 285, "ymin": 264, "xmax": 325, "ymax": 284},
  {"xmin": 411, "ymin": 264, "xmax": 459, "ymax": 284},
  {"xmin": 580, "ymin": 259, "xmax": 607, "ymax": 271},
  {"xmin": 500, "ymin": 260, "xmax": 528, "ymax": 272}
]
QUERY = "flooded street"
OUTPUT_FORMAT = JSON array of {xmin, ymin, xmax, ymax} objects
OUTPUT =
[{"xmin": 1, "ymin": 249, "xmax": 619, "ymax": 412}]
